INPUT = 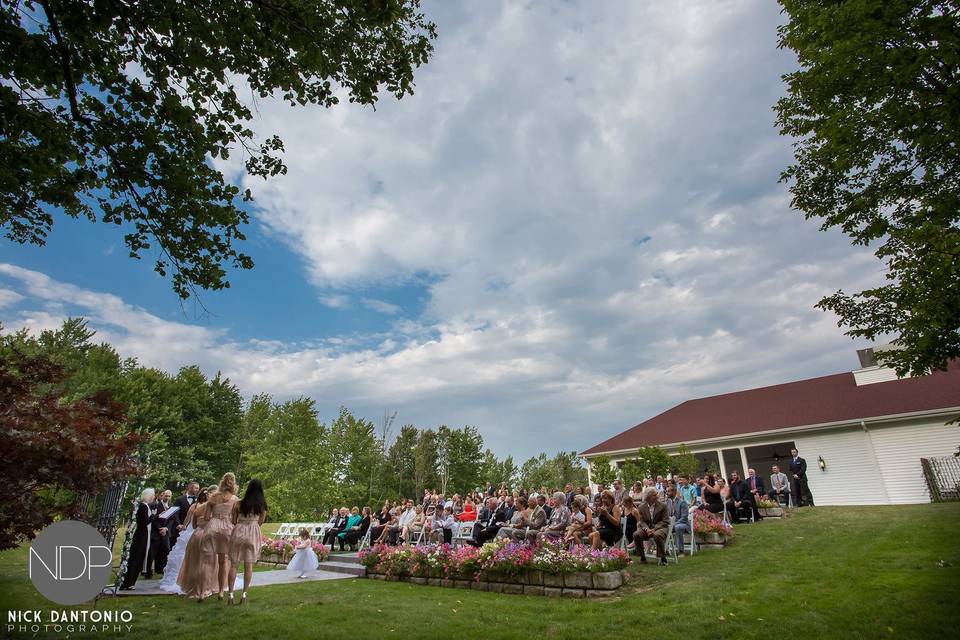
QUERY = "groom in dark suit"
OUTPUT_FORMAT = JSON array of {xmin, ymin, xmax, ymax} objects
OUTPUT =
[
  {"xmin": 789, "ymin": 448, "xmax": 814, "ymax": 507},
  {"xmin": 146, "ymin": 490, "xmax": 173, "ymax": 576},
  {"xmin": 171, "ymin": 481, "xmax": 199, "ymax": 545}
]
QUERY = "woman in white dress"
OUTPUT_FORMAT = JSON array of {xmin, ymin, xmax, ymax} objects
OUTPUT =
[
  {"xmin": 159, "ymin": 496, "xmax": 199, "ymax": 593},
  {"xmin": 287, "ymin": 528, "xmax": 319, "ymax": 578}
]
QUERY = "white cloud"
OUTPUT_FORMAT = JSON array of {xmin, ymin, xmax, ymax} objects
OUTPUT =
[{"xmin": 1, "ymin": 1, "xmax": 890, "ymax": 459}]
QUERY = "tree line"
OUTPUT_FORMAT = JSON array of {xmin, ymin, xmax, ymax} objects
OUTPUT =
[{"xmin": 1, "ymin": 318, "xmax": 587, "ymax": 543}]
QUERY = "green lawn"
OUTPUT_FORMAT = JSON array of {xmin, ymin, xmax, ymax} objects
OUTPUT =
[{"xmin": 2, "ymin": 504, "xmax": 959, "ymax": 639}]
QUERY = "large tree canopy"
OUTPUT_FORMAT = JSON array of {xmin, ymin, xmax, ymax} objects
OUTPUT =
[
  {"xmin": 0, "ymin": 0, "xmax": 436, "ymax": 298},
  {"xmin": 775, "ymin": 0, "xmax": 959, "ymax": 375}
]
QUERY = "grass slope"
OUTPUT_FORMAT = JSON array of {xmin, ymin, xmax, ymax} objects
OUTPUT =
[{"xmin": 2, "ymin": 504, "xmax": 958, "ymax": 639}]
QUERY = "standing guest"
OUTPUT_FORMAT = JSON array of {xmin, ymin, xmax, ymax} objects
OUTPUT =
[
  {"xmin": 588, "ymin": 491, "xmax": 622, "ymax": 549},
  {"xmin": 665, "ymin": 484, "xmax": 690, "ymax": 552},
  {"xmin": 227, "ymin": 478, "xmax": 267, "ymax": 605},
  {"xmin": 341, "ymin": 507, "xmax": 371, "ymax": 551},
  {"xmin": 746, "ymin": 468, "xmax": 766, "ymax": 506},
  {"xmin": 172, "ymin": 482, "xmax": 199, "ymax": 545},
  {"xmin": 633, "ymin": 487, "xmax": 669, "ymax": 565},
  {"xmin": 536, "ymin": 492, "xmax": 571, "ymax": 542},
  {"xmin": 177, "ymin": 486, "xmax": 217, "ymax": 598},
  {"xmin": 287, "ymin": 528, "xmax": 319, "ymax": 579},
  {"xmin": 146, "ymin": 489, "xmax": 173, "ymax": 577},
  {"xmin": 120, "ymin": 488, "xmax": 156, "ymax": 590},
  {"xmin": 789, "ymin": 448, "xmax": 815, "ymax": 506},
  {"xmin": 200, "ymin": 472, "xmax": 239, "ymax": 601},
  {"xmin": 768, "ymin": 465, "xmax": 791, "ymax": 506},
  {"xmin": 592, "ymin": 483, "xmax": 606, "ymax": 501},
  {"xmin": 655, "ymin": 476, "xmax": 666, "ymax": 499},
  {"xmin": 621, "ymin": 495, "xmax": 640, "ymax": 549},
  {"xmin": 611, "ymin": 480, "xmax": 624, "ymax": 505}
]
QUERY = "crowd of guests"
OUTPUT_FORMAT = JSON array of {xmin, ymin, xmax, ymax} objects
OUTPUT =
[
  {"xmin": 321, "ymin": 448, "xmax": 814, "ymax": 567},
  {"xmin": 121, "ymin": 473, "xmax": 268, "ymax": 605}
]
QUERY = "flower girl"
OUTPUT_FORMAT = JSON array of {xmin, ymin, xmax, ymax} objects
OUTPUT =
[{"xmin": 287, "ymin": 528, "xmax": 319, "ymax": 578}]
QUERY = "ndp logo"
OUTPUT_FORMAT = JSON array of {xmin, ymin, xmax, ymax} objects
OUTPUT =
[{"xmin": 28, "ymin": 521, "xmax": 113, "ymax": 605}]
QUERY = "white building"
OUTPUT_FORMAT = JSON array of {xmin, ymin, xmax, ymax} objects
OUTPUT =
[{"xmin": 580, "ymin": 349, "xmax": 960, "ymax": 505}]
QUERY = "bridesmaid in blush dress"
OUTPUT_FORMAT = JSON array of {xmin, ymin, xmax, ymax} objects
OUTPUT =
[
  {"xmin": 227, "ymin": 479, "xmax": 267, "ymax": 605},
  {"xmin": 177, "ymin": 486, "xmax": 219, "ymax": 598},
  {"xmin": 200, "ymin": 473, "xmax": 238, "ymax": 602}
]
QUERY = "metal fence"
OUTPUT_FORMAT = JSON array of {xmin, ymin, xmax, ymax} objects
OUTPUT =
[
  {"xmin": 921, "ymin": 455, "xmax": 960, "ymax": 502},
  {"xmin": 75, "ymin": 480, "xmax": 130, "ymax": 550}
]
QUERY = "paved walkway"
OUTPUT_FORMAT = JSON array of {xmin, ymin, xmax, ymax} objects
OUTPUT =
[{"xmin": 112, "ymin": 567, "xmax": 355, "ymax": 597}]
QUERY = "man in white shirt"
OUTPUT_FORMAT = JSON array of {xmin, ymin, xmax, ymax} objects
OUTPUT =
[{"xmin": 387, "ymin": 500, "xmax": 416, "ymax": 544}]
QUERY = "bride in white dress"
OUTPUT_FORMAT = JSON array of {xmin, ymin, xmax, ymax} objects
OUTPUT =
[{"xmin": 159, "ymin": 509, "xmax": 195, "ymax": 593}]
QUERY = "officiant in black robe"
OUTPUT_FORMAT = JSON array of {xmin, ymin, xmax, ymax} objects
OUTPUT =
[{"xmin": 120, "ymin": 491, "xmax": 155, "ymax": 590}]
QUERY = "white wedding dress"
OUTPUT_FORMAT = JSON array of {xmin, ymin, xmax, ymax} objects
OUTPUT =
[{"xmin": 159, "ymin": 522, "xmax": 193, "ymax": 593}]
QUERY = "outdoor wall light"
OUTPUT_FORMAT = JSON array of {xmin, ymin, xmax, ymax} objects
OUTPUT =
[{"xmin": 818, "ymin": 455, "xmax": 827, "ymax": 471}]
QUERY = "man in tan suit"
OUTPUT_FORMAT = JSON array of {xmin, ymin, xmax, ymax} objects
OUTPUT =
[
  {"xmin": 521, "ymin": 496, "xmax": 548, "ymax": 543},
  {"xmin": 633, "ymin": 487, "xmax": 669, "ymax": 565}
]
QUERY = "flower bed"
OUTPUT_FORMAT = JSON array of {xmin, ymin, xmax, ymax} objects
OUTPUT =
[
  {"xmin": 693, "ymin": 510, "xmax": 734, "ymax": 547},
  {"xmin": 756, "ymin": 498, "xmax": 784, "ymax": 518},
  {"xmin": 359, "ymin": 539, "xmax": 630, "ymax": 597},
  {"xmin": 258, "ymin": 536, "xmax": 330, "ymax": 565}
]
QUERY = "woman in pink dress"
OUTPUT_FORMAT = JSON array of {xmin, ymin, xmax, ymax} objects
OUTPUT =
[
  {"xmin": 177, "ymin": 485, "xmax": 220, "ymax": 599},
  {"xmin": 200, "ymin": 472, "xmax": 238, "ymax": 601},
  {"xmin": 227, "ymin": 479, "xmax": 267, "ymax": 605}
]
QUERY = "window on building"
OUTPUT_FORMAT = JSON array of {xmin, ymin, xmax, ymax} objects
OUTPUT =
[{"xmin": 693, "ymin": 451, "xmax": 721, "ymax": 476}]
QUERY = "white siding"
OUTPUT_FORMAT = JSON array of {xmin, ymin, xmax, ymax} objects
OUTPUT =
[
  {"xmin": 852, "ymin": 366, "xmax": 903, "ymax": 386},
  {"xmin": 793, "ymin": 428, "xmax": 887, "ymax": 506},
  {"xmin": 868, "ymin": 419, "xmax": 958, "ymax": 504}
]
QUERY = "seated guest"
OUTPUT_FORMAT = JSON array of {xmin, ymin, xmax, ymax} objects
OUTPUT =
[
  {"xmin": 655, "ymin": 476, "xmax": 666, "ymax": 497},
  {"xmin": 592, "ymin": 483, "xmax": 606, "ymax": 501},
  {"xmin": 620, "ymin": 495, "xmax": 640, "ymax": 549},
  {"xmin": 746, "ymin": 468, "xmax": 766, "ymax": 506},
  {"xmin": 322, "ymin": 507, "xmax": 349, "ymax": 546},
  {"xmin": 496, "ymin": 496, "xmax": 530, "ymax": 541},
  {"xmin": 538, "ymin": 494, "xmax": 552, "ymax": 520},
  {"xmin": 375, "ymin": 507, "xmax": 400, "ymax": 543},
  {"xmin": 470, "ymin": 498, "xmax": 507, "ymax": 546},
  {"xmin": 457, "ymin": 498, "xmax": 476, "ymax": 521},
  {"xmin": 728, "ymin": 471, "xmax": 760, "ymax": 522},
  {"xmin": 388, "ymin": 500, "xmax": 417, "ymax": 544},
  {"xmin": 628, "ymin": 482, "xmax": 643, "ymax": 502},
  {"xmin": 340, "ymin": 507, "xmax": 370, "ymax": 551},
  {"xmin": 368, "ymin": 503, "xmax": 392, "ymax": 544},
  {"xmin": 536, "ymin": 492, "xmax": 571, "ymax": 542},
  {"xmin": 436, "ymin": 506, "xmax": 456, "ymax": 544},
  {"xmin": 562, "ymin": 494, "xmax": 593, "ymax": 546},
  {"xmin": 501, "ymin": 495, "xmax": 516, "ymax": 523},
  {"xmin": 588, "ymin": 490, "xmax": 621, "ymax": 549},
  {"xmin": 401, "ymin": 504, "xmax": 426, "ymax": 544},
  {"xmin": 677, "ymin": 476, "xmax": 698, "ymax": 506},
  {"xmin": 633, "ymin": 487, "xmax": 669, "ymax": 565},
  {"xmin": 698, "ymin": 475, "xmax": 724, "ymax": 514},
  {"xmin": 521, "ymin": 495, "xmax": 548, "ymax": 542},
  {"xmin": 334, "ymin": 507, "xmax": 362, "ymax": 551},
  {"xmin": 768, "ymin": 465, "xmax": 791, "ymax": 506},
  {"xmin": 665, "ymin": 484, "xmax": 690, "ymax": 552}
]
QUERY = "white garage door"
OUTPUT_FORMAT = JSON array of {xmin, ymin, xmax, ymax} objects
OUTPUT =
[{"xmin": 868, "ymin": 419, "xmax": 959, "ymax": 504}]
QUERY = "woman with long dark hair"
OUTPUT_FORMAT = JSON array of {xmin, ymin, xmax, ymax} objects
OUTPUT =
[{"xmin": 227, "ymin": 478, "xmax": 267, "ymax": 605}]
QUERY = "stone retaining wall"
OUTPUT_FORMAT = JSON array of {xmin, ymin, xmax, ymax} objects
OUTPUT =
[{"xmin": 365, "ymin": 568, "xmax": 630, "ymax": 598}]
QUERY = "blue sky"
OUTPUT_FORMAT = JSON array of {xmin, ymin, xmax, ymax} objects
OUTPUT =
[{"xmin": 0, "ymin": 1, "xmax": 885, "ymax": 459}]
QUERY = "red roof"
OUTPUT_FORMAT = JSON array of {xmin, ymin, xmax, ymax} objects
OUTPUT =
[{"xmin": 580, "ymin": 361, "xmax": 960, "ymax": 455}]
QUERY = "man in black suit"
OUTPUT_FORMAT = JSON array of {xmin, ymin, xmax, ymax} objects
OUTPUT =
[
  {"xmin": 746, "ymin": 468, "xmax": 766, "ymax": 508},
  {"xmin": 537, "ymin": 494, "xmax": 552, "ymax": 520},
  {"xmin": 470, "ymin": 498, "xmax": 508, "ymax": 546},
  {"xmin": 323, "ymin": 508, "xmax": 350, "ymax": 547},
  {"xmin": 789, "ymin": 448, "xmax": 814, "ymax": 507},
  {"xmin": 145, "ymin": 490, "xmax": 173, "ymax": 577},
  {"xmin": 171, "ymin": 481, "xmax": 199, "ymax": 545},
  {"xmin": 728, "ymin": 471, "xmax": 759, "ymax": 521},
  {"xmin": 564, "ymin": 483, "xmax": 575, "ymax": 508}
]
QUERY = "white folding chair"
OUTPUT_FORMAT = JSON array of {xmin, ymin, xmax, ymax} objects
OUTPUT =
[
  {"xmin": 619, "ymin": 516, "xmax": 628, "ymax": 551},
  {"xmin": 357, "ymin": 526, "xmax": 372, "ymax": 553},
  {"xmin": 451, "ymin": 521, "xmax": 475, "ymax": 548},
  {"xmin": 663, "ymin": 516, "xmax": 679, "ymax": 564}
]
